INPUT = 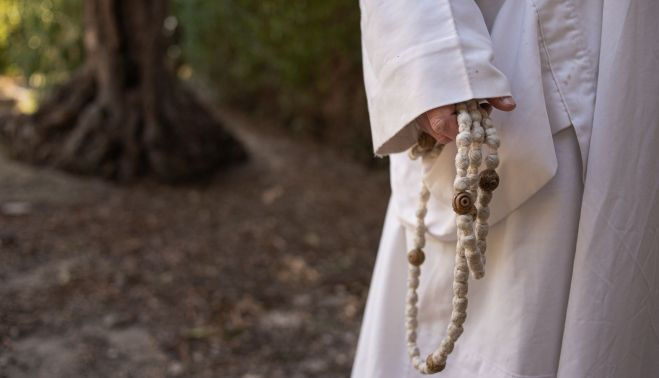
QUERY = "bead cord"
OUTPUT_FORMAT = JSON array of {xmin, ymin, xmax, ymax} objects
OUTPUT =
[{"xmin": 405, "ymin": 100, "xmax": 500, "ymax": 374}]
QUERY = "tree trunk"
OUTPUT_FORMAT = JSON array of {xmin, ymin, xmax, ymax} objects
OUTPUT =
[{"xmin": 1, "ymin": 0, "xmax": 246, "ymax": 182}]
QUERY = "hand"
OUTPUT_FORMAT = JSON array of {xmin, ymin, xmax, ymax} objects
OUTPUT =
[{"xmin": 416, "ymin": 96, "xmax": 517, "ymax": 144}]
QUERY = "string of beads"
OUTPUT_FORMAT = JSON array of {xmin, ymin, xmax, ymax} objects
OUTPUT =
[{"xmin": 406, "ymin": 100, "xmax": 500, "ymax": 374}]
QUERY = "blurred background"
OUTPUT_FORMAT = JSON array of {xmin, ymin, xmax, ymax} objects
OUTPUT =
[{"xmin": 0, "ymin": 1, "xmax": 390, "ymax": 377}]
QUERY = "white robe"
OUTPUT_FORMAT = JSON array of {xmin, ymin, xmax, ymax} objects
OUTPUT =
[{"xmin": 353, "ymin": 0, "xmax": 659, "ymax": 377}]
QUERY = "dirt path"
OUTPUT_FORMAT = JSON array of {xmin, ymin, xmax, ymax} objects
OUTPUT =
[{"xmin": 0, "ymin": 112, "xmax": 390, "ymax": 378}]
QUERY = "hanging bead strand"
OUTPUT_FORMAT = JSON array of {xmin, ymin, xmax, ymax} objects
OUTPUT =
[
  {"xmin": 462, "ymin": 102, "xmax": 486, "ymax": 279},
  {"xmin": 475, "ymin": 107, "xmax": 501, "ymax": 266},
  {"xmin": 404, "ymin": 99, "xmax": 501, "ymax": 374}
]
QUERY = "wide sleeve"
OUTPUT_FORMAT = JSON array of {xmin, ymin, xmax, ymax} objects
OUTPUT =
[{"xmin": 361, "ymin": 0, "xmax": 512, "ymax": 155}]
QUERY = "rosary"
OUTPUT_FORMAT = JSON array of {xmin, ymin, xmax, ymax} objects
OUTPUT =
[{"xmin": 406, "ymin": 100, "xmax": 500, "ymax": 374}]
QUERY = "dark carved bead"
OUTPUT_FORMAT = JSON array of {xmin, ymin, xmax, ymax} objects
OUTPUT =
[
  {"xmin": 408, "ymin": 248, "xmax": 425, "ymax": 266},
  {"xmin": 452, "ymin": 191, "xmax": 474, "ymax": 215},
  {"xmin": 479, "ymin": 169, "xmax": 500, "ymax": 192},
  {"xmin": 426, "ymin": 355, "xmax": 446, "ymax": 373},
  {"xmin": 417, "ymin": 132, "xmax": 436, "ymax": 150}
]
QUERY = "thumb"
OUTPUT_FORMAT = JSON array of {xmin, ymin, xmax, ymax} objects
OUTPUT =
[{"xmin": 487, "ymin": 96, "xmax": 517, "ymax": 112}]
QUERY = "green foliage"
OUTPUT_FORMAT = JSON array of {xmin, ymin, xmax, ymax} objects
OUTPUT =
[
  {"xmin": 174, "ymin": 0, "xmax": 360, "ymax": 88},
  {"xmin": 172, "ymin": 0, "xmax": 363, "ymax": 128},
  {"xmin": 0, "ymin": 0, "xmax": 84, "ymax": 87}
]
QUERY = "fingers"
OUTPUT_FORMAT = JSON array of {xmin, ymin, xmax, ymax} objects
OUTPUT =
[
  {"xmin": 416, "ymin": 97, "xmax": 513, "ymax": 146},
  {"xmin": 427, "ymin": 106, "xmax": 458, "ymax": 141},
  {"xmin": 416, "ymin": 113, "xmax": 445, "ymax": 141},
  {"xmin": 435, "ymin": 135, "xmax": 452, "ymax": 144},
  {"xmin": 487, "ymin": 96, "xmax": 516, "ymax": 112},
  {"xmin": 417, "ymin": 105, "xmax": 457, "ymax": 143}
]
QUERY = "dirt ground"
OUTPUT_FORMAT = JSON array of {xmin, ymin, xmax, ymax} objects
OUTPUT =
[{"xmin": 0, "ymin": 111, "xmax": 391, "ymax": 378}]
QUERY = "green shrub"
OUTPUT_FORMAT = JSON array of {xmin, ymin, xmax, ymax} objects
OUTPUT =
[
  {"xmin": 172, "ymin": 0, "xmax": 366, "ymax": 132},
  {"xmin": 0, "ymin": 0, "xmax": 84, "ymax": 87}
]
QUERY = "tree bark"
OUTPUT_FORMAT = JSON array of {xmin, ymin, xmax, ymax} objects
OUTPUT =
[{"xmin": 1, "ymin": 0, "xmax": 246, "ymax": 182}]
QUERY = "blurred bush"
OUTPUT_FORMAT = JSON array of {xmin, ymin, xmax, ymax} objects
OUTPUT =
[
  {"xmin": 173, "ymin": 0, "xmax": 372, "ymax": 162},
  {"xmin": 0, "ymin": 0, "xmax": 84, "ymax": 88},
  {"xmin": 0, "ymin": 0, "xmax": 375, "ymax": 163}
]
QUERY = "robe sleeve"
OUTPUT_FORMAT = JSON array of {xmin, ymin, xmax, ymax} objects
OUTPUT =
[{"xmin": 361, "ymin": 0, "xmax": 512, "ymax": 155}]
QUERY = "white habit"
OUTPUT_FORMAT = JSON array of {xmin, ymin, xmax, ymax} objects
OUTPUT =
[{"xmin": 353, "ymin": 1, "xmax": 659, "ymax": 377}]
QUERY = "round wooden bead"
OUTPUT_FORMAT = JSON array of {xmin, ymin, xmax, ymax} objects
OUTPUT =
[
  {"xmin": 479, "ymin": 169, "xmax": 500, "ymax": 192},
  {"xmin": 452, "ymin": 191, "xmax": 474, "ymax": 215},
  {"xmin": 417, "ymin": 132, "xmax": 436, "ymax": 150},
  {"xmin": 426, "ymin": 355, "xmax": 446, "ymax": 373},
  {"xmin": 408, "ymin": 248, "xmax": 426, "ymax": 266}
]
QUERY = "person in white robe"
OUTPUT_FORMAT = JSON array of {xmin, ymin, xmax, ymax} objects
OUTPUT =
[{"xmin": 352, "ymin": 1, "xmax": 659, "ymax": 377}]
